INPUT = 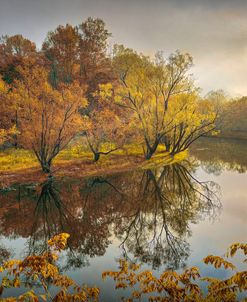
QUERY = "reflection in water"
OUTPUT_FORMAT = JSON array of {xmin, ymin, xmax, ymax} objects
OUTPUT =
[
  {"xmin": 190, "ymin": 137, "xmax": 247, "ymax": 175},
  {"xmin": 115, "ymin": 161, "xmax": 220, "ymax": 269},
  {"xmin": 0, "ymin": 160, "xmax": 221, "ymax": 271}
]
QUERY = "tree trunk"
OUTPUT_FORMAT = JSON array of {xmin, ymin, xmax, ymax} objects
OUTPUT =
[
  {"xmin": 145, "ymin": 138, "xmax": 160, "ymax": 160},
  {"xmin": 13, "ymin": 109, "xmax": 19, "ymax": 149},
  {"xmin": 145, "ymin": 146, "xmax": 156, "ymax": 160},
  {"xmin": 163, "ymin": 136, "xmax": 171, "ymax": 152},
  {"xmin": 145, "ymin": 152, "xmax": 153, "ymax": 160},
  {"xmin": 41, "ymin": 162, "xmax": 51, "ymax": 173},
  {"xmin": 94, "ymin": 152, "xmax": 100, "ymax": 162}
]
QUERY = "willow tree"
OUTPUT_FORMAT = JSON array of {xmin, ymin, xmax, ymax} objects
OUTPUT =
[
  {"xmin": 112, "ymin": 46, "xmax": 216, "ymax": 159},
  {"xmin": 11, "ymin": 62, "xmax": 87, "ymax": 172}
]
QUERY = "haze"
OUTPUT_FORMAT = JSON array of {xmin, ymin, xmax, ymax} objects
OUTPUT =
[{"xmin": 1, "ymin": 0, "xmax": 247, "ymax": 95}]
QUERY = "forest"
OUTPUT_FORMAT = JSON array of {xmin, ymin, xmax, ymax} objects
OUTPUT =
[{"xmin": 0, "ymin": 17, "xmax": 246, "ymax": 175}]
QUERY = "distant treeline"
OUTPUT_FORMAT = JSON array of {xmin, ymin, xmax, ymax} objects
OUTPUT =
[{"xmin": 204, "ymin": 90, "xmax": 247, "ymax": 139}]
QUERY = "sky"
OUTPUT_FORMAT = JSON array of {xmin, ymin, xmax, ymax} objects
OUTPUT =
[{"xmin": 0, "ymin": 0, "xmax": 247, "ymax": 96}]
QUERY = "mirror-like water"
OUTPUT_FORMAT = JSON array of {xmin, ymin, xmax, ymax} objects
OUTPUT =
[{"xmin": 0, "ymin": 137, "xmax": 246, "ymax": 300}]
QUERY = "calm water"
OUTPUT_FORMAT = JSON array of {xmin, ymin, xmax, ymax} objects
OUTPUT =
[{"xmin": 0, "ymin": 137, "xmax": 246, "ymax": 300}]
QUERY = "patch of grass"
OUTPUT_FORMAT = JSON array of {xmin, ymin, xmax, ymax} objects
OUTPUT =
[
  {"xmin": 55, "ymin": 145, "xmax": 92, "ymax": 161},
  {"xmin": 141, "ymin": 150, "xmax": 187, "ymax": 170},
  {"xmin": 0, "ymin": 144, "xmax": 186, "ymax": 173},
  {"xmin": 0, "ymin": 148, "xmax": 38, "ymax": 171}
]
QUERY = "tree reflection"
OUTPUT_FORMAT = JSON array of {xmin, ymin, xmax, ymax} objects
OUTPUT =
[
  {"xmin": 26, "ymin": 176, "xmax": 119, "ymax": 270},
  {"xmin": 0, "ymin": 160, "xmax": 221, "ymax": 270},
  {"xmin": 114, "ymin": 160, "xmax": 221, "ymax": 269}
]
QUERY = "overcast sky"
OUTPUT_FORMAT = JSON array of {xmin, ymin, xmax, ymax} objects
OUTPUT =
[{"xmin": 0, "ymin": 0, "xmax": 247, "ymax": 96}]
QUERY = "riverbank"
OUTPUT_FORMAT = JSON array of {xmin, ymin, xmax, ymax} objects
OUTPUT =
[{"xmin": 0, "ymin": 146, "xmax": 186, "ymax": 188}]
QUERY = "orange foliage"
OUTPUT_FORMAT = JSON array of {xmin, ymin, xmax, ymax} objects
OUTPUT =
[{"xmin": 9, "ymin": 61, "xmax": 87, "ymax": 172}]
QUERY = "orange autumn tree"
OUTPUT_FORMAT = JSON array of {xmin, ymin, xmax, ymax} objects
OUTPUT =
[
  {"xmin": 0, "ymin": 79, "xmax": 12, "ymax": 144},
  {"xmin": 42, "ymin": 18, "xmax": 112, "ymax": 92},
  {"xmin": 85, "ymin": 84, "xmax": 128, "ymax": 162},
  {"xmin": 11, "ymin": 61, "xmax": 87, "ymax": 172},
  {"xmin": 0, "ymin": 35, "xmax": 41, "ymax": 147},
  {"xmin": 0, "ymin": 34, "xmax": 37, "ymax": 85}
]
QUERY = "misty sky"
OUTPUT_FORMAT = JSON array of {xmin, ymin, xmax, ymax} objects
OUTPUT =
[{"xmin": 1, "ymin": 0, "xmax": 247, "ymax": 96}]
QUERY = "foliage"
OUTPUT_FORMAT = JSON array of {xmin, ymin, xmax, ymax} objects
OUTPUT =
[
  {"xmin": 110, "ymin": 46, "xmax": 216, "ymax": 159},
  {"xmin": 42, "ymin": 17, "xmax": 112, "ymax": 95},
  {"xmin": 0, "ymin": 34, "xmax": 37, "ymax": 85},
  {"xmin": 0, "ymin": 127, "xmax": 18, "ymax": 146},
  {"xmin": 163, "ymin": 94, "xmax": 216, "ymax": 154},
  {"xmin": 9, "ymin": 62, "xmax": 87, "ymax": 172},
  {"xmin": 220, "ymin": 97, "xmax": 247, "ymax": 135},
  {"xmin": 0, "ymin": 233, "xmax": 246, "ymax": 301},
  {"xmin": 103, "ymin": 243, "xmax": 247, "ymax": 302},
  {"xmin": 0, "ymin": 233, "xmax": 100, "ymax": 301},
  {"xmin": 84, "ymin": 83, "xmax": 130, "ymax": 161},
  {"xmin": 0, "ymin": 78, "xmax": 19, "ymax": 145},
  {"xmin": 205, "ymin": 91, "xmax": 247, "ymax": 139}
]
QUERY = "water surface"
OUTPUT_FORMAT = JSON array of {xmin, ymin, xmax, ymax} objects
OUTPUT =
[{"xmin": 0, "ymin": 137, "xmax": 246, "ymax": 300}]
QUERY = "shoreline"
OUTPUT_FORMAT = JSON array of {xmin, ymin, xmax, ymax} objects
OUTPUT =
[{"xmin": 0, "ymin": 151, "xmax": 186, "ymax": 188}]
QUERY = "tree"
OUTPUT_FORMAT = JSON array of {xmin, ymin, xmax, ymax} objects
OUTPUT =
[
  {"xmin": 42, "ymin": 18, "xmax": 113, "ymax": 100},
  {"xmin": 204, "ymin": 90, "xmax": 228, "ymax": 113},
  {"xmin": 86, "ymin": 109, "xmax": 123, "ymax": 161},
  {"xmin": 85, "ymin": 84, "xmax": 128, "ymax": 161},
  {"xmin": 0, "ymin": 34, "xmax": 37, "ymax": 84},
  {"xmin": 10, "ymin": 62, "xmax": 87, "ymax": 172},
  {"xmin": 0, "ymin": 35, "xmax": 41, "ymax": 147},
  {"xmin": 42, "ymin": 24, "xmax": 80, "ymax": 86},
  {"xmin": 78, "ymin": 18, "xmax": 113, "ymax": 97},
  {"xmin": 112, "ymin": 46, "xmax": 196, "ymax": 159},
  {"xmin": 163, "ymin": 93, "xmax": 216, "ymax": 154},
  {"xmin": 204, "ymin": 89, "xmax": 228, "ymax": 131},
  {"xmin": 0, "ymin": 78, "xmax": 18, "ymax": 145},
  {"xmin": 219, "ymin": 97, "xmax": 247, "ymax": 136}
]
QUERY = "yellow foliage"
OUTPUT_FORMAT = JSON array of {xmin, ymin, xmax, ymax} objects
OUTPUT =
[
  {"xmin": 0, "ymin": 233, "xmax": 99, "ymax": 301},
  {"xmin": 0, "ymin": 234, "xmax": 246, "ymax": 301},
  {"xmin": 48, "ymin": 232, "xmax": 70, "ymax": 251},
  {"xmin": 103, "ymin": 243, "xmax": 247, "ymax": 302}
]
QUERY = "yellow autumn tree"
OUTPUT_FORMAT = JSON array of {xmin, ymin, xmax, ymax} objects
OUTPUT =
[
  {"xmin": 163, "ymin": 93, "xmax": 216, "ymax": 154},
  {"xmin": 0, "ymin": 233, "xmax": 100, "ymax": 301},
  {"xmin": 111, "ymin": 46, "xmax": 216, "ymax": 159}
]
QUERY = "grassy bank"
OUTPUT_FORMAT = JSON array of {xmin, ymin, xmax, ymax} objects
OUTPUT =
[{"xmin": 0, "ymin": 145, "xmax": 187, "ymax": 187}]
